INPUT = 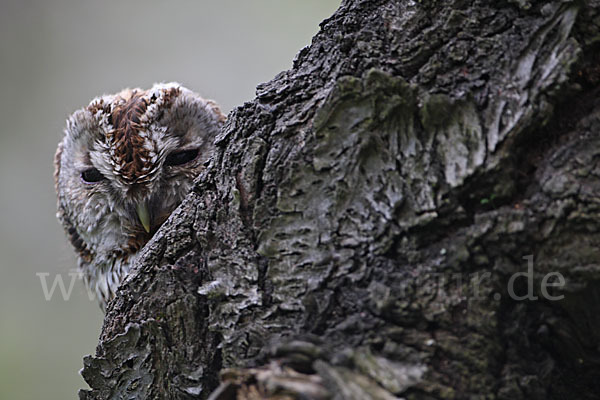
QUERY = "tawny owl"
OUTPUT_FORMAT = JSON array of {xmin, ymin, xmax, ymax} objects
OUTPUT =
[{"xmin": 54, "ymin": 82, "xmax": 225, "ymax": 310}]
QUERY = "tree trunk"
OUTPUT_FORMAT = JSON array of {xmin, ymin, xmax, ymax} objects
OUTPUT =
[{"xmin": 79, "ymin": 0, "xmax": 600, "ymax": 399}]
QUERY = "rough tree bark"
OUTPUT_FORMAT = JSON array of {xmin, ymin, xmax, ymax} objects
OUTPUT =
[{"xmin": 79, "ymin": 0, "xmax": 600, "ymax": 399}]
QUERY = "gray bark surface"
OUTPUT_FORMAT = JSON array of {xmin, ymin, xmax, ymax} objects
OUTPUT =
[{"xmin": 80, "ymin": 0, "xmax": 600, "ymax": 399}]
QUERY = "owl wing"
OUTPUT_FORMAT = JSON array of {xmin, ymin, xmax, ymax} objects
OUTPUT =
[
  {"xmin": 54, "ymin": 140, "xmax": 93, "ymax": 263},
  {"xmin": 53, "ymin": 140, "xmax": 63, "ymax": 193}
]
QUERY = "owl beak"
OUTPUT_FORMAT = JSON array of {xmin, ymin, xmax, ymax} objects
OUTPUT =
[{"xmin": 136, "ymin": 203, "xmax": 151, "ymax": 233}]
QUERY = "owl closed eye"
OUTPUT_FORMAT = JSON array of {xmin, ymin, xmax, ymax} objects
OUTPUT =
[{"xmin": 54, "ymin": 82, "xmax": 225, "ymax": 310}]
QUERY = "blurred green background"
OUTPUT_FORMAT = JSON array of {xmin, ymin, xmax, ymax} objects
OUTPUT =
[{"xmin": 0, "ymin": 1, "xmax": 340, "ymax": 398}]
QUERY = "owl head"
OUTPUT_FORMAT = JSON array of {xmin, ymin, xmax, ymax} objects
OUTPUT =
[{"xmin": 54, "ymin": 82, "xmax": 224, "ymax": 308}]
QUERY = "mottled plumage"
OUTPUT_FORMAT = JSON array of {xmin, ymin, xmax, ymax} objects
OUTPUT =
[{"xmin": 54, "ymin": 83, "xmax": 224, "ymax": 310}]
